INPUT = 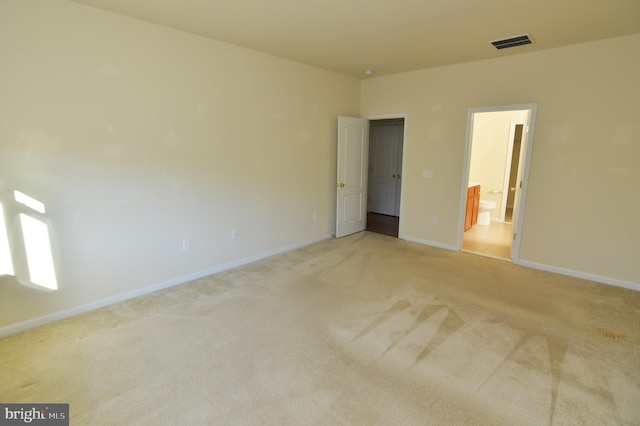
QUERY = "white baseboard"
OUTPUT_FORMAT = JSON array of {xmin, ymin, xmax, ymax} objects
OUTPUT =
[
  {"xmin": 400, "ymin": 233, "xmax": 639, "ymax": 292},
  {"xmin": 515, "ymin": 259, "xmax": 640, "ymax": 292},
  {"xmin": 399, "ymin": 234, "xmax": 457, "ymax": 252},
  {"xmin": 0, "ymin": 234, "xmax": 333, "ymax": 339},
  {"xmin": 5, "ymin": 233, "xmax": 635, "ymax": 339}
]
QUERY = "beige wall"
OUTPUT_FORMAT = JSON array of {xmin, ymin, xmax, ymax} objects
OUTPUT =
[
  {"xmin": 0, "ymin": 0, "xmax": 360, "ymax": 330},
  {"xmin": 469, "ymin": 110, "xmax": 529, "ymax": 219},
  {"xmin": 362, "ymin": 34, "xmax": 640, "ymax": 287}
]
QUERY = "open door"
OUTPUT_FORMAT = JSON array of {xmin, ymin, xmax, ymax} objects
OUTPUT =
[
  {"xmin": 500, "ymin": 122, "xmax": 524, "ymax": 223},
  {"xmin": 509, "ymin": 118, "xmax": 530, "ymax": 259},
  {"xmin": 335, "ymin": 116, "xmax": 369, "ymax": 238}
]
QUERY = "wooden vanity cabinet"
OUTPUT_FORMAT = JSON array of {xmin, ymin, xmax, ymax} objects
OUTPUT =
[{"xmin": 465, "ymin": 185, "xmax": 480, "ymax": 231}]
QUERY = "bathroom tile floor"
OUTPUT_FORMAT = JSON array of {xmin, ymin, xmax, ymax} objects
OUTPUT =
[{"xmin": 463, "ymin": 220, "xmax": 513, "ymax": 260}]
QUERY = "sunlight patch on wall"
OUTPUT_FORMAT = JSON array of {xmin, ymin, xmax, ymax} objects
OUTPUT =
[
  {"xmin": 0, "ymin": 203, "xmax": 15, "ymax": 276},
  {"xmin": 1, "ymin": 191, "xmax": 58, "ymax": 290},
  {"xmin": 14, "ymin": 190, "xmax": 46, "ymax": 214},
  {"xmin": 19, "ymin": 213, "xmax": 57, "ymax": 290}
]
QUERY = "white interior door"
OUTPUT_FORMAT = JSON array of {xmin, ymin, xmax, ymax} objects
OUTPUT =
[
  {"xmin": 368, "ymin": 123, "xmax": 403, "ymax": 216},
  {"xmin": 510, "ymin": 122, "xmax": 529, "ymax": 259},
  {"xmin": 336, "ymin": 116, "xmax": 369, "ymax": 238}
]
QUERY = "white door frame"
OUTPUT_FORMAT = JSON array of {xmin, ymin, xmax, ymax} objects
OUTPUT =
[
  {"xmin": 457, "ymin": 103, "xmax": 537, "ymax": 262},
  {"xmin": 366, "ymin": 113, "xmax": 408, "ymax": 238}
]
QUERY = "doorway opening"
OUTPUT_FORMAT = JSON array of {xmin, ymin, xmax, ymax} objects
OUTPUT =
[
  {"xmin": 335, "ymin": 114, "xmax": 407, "ymax": 239},
  {"xmin": 458, "ymin": 104, "xmax": 537, "ymax": 261},
  {"xmin": 366, "ymin": 118, "xmax": 404, "ymax": 238}
]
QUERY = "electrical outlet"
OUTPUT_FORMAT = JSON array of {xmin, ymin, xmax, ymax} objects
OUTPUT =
[
  {"xmin": 182, "ymin": 239, "xmax": 191, "ymax": 251},
  {"xmin": 432, "ymin": 216, "xmax": 439, "ymax": 224},
  {"xmin": 423, "ymin": 170, "xmax": 434, "ymax": 179},
  {"xmin": 231, "ymin": 228, "xmax": 239, "ymax": 239}
]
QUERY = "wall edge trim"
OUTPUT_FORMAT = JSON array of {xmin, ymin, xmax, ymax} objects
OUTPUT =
[
  {"xmin": 399, "ymin": 234, "xmax": 457, "ymax": 251},
  {"xmin": 401, "ymin": 234, "xmax": 638, "ymax": 292},
  {"xmin": 515, "ymin": 259, "xmax": 640, "ymax": 292}
]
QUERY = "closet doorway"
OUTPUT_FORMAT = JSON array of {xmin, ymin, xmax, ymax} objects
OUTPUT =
[{"xmin": 366, "ymin": 118, "xmax": 404, "ymax": 237}]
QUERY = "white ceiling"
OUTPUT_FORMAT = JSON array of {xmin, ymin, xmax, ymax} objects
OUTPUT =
[{"xmin": 69, "ymin": 0, "xmax": 640, "ymax": 78}]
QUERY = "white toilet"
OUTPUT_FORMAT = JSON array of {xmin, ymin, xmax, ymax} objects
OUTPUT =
[{"xmin": 477, "ymin": 200, "xmax": 497, "ymax": 226}]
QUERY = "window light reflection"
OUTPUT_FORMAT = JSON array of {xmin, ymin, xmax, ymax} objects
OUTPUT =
[
  {"xmin": 19, "ymin": 213, "xmax": 57, "ymax": 290},
  {"xmin": 14, "ymin": 190, "xmax": 46, "ymax": 214},
  {"xmin": 0, "ymin": 203, "xmax": 15, "ymax": 276}
]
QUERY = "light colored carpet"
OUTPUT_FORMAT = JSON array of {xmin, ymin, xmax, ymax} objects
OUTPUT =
[{"xmin": 1, "ymin": 232, "xmax": 639, "ymax": 425}]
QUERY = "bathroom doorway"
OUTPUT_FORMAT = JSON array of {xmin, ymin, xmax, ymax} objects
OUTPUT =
[{"xmin": 458, "ymin": 104, "xmax": 537, "ymax": 261}]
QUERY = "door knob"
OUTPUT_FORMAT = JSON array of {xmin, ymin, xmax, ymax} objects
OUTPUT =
[
  {"xmin": 510, "ymin": 187, "xmax": 517, "ymax": 191},
  {"xmin": 336, "ymin": 182, "xmax": 345, "ymax": 188}
]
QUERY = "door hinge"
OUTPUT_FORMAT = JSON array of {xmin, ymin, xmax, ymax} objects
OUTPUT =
[
  {"xmin": 519, "ymin": 181, "xmax": 523, "ymax": 188},
  {"xmin": 513, "ymin": 233, "xmax": 517, "ymax": 240},
  {"xmin": 526, "ymin": 126, "xmax": 529, "ymax": 133}
]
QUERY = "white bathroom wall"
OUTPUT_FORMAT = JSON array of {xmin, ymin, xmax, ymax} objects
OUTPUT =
[{"xmin": 0, "ymin": 0, "xmax": 360, "ymax": 331}]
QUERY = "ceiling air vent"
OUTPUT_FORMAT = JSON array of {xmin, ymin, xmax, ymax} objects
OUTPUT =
[{"xmin": 490, "ymin": 34, "xmax": 533, "ymax": 50}]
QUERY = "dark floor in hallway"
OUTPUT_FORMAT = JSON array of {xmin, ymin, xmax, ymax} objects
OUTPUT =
[{"xmin": 366, "ymin": 212, "xmax": 399, "ymax": 237}]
